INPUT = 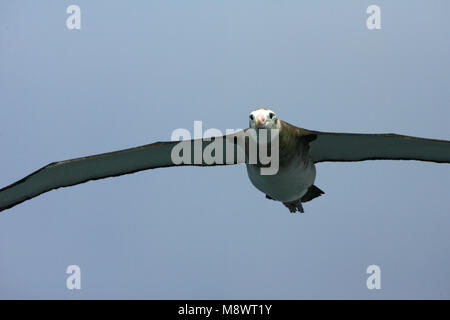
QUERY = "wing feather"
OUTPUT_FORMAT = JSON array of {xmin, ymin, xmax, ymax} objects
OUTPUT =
[
  {"xmin": 307, "ymin": 131, "xmax": 450, "ymax": 164},
  {"xmin": 0, "ymin": 131, "xmax": 247, "ymax": 212}
]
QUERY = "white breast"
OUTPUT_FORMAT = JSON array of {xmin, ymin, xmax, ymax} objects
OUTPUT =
[{"xmin": 246, "ymin": 155, "xmax": 316, "ymax": 203}]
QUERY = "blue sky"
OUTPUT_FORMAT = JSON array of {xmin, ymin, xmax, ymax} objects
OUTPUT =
[{"xmin": 0, "ymin": 1, "xmax": 449, "ymax": 299}]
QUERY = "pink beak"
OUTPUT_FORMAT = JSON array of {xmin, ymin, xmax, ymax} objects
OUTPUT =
[{"xmin": 256, "ymin": 114, "xmax": 266, "ymax": 128}]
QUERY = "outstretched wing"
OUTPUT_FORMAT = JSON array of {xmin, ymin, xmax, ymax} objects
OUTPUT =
[
  {"xmin": 0, "ymin": 131, "xmax": 248, "ymax": 212},
  {"xmin": 306, "ymin": 130, "xmax": 450, "ymax": 164}
]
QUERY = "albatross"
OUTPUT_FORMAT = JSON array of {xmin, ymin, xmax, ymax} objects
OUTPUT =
[{"xmin": 0, "ymin": 108, "xmax": 449, "ymax": 213}]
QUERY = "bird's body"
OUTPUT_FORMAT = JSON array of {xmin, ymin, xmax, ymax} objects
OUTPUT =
[
  {"xmin": 245, "ymin": 112, "xmax": 323, "ymax": 212},
  {"xmin": 246, "ymin": 118, "xmax": 317, "ymax": 209},
  {"xmin": 246, "ymin": 154, "xmax": 316, "ymax": 203}
]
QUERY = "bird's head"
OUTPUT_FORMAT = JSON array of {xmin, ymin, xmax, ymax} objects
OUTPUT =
[{"xmin": 249, "ymin": 108, "xmax": 281, "ymax": 130}]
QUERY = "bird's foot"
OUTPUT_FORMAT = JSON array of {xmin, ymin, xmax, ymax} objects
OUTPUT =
[{"xmin": 283, "ymin": 200, "xmax": 304, "ymax": 214}]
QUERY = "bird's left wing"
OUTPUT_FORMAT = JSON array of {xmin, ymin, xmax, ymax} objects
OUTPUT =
[
  {"xmin": 0, "ymin": 130, "xmax": 248, "ymax": 212},
  {"xmin": 304, "ymin": 130, "xmax": 450, "ymax": 164}
]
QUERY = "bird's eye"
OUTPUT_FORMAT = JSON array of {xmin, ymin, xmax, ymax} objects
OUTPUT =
[
  {"xmin": 249, "ymin": 114, "xmax": 255, "ymax": 120},
  {"xmin": 269, "ymin": 113, "xmax": 275, "ymax": 119}
]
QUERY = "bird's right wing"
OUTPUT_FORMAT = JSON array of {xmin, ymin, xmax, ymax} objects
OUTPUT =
[{"xmin": 0, "ymin": 130, "xmax": 249, "ymax": 212}]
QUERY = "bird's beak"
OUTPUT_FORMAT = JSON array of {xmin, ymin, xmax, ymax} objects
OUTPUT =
[{"xmin": 255, "ymin": 114, "xmax": 266, "ymax": 128}]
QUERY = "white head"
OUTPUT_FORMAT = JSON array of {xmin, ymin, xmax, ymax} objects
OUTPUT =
[{"xmin": 249, "ymin": 108, "xmax": 281, "ymax": 130}]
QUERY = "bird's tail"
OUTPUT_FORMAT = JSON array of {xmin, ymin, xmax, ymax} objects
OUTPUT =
[{"xmin": 301, "ymin": 185, "xmax": 325, "ymax": 203}]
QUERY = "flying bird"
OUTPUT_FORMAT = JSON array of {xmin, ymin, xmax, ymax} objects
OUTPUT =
[{"xmin": 0, "ymin": 108, "xmax": 449, "ymax": 213}]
